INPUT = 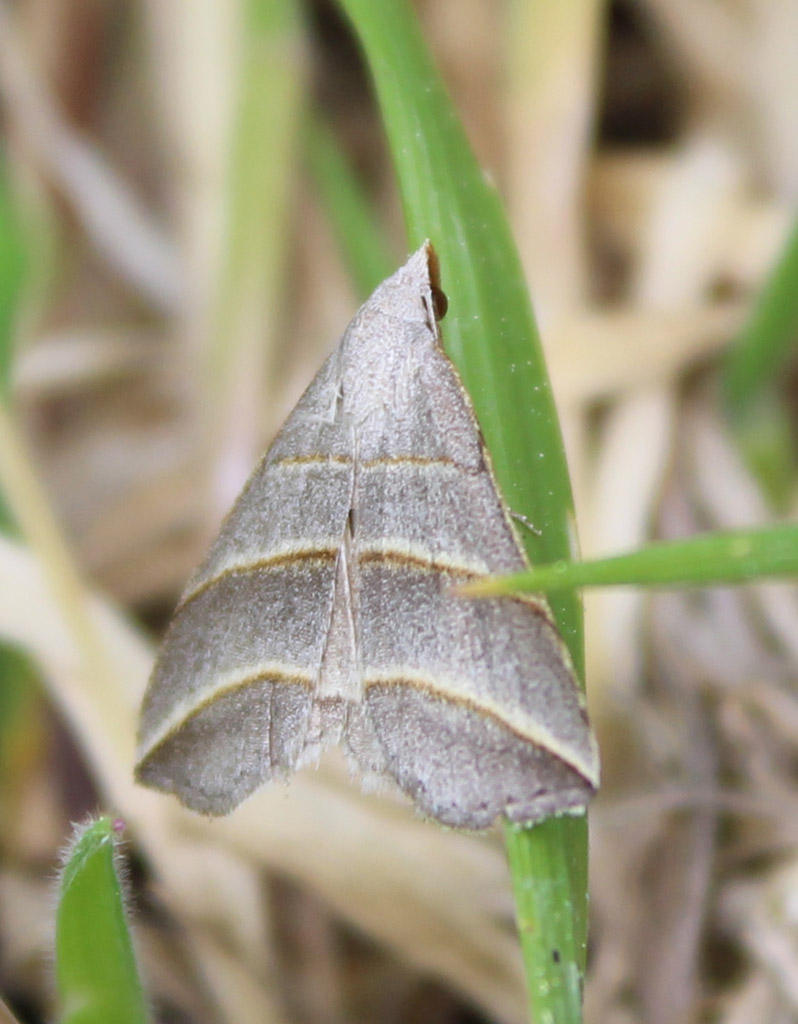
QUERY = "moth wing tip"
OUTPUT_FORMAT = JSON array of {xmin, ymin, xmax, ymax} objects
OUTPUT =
[{"xmin": 133, "ymin": 753, "xmax": 240, "ymax": 817}]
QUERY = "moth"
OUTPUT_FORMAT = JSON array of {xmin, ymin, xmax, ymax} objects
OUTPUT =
[{"xmin": 136, "ymin": 243, "xmax": 599, "ymax": 829}]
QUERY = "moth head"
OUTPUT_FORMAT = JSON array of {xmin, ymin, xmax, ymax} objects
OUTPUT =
[{"xmin": 364, "ymin": 242, "xmax": 447, "ymax": 332}]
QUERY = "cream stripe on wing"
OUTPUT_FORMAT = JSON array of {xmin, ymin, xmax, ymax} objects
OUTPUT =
[
  {"xmin": 357, "ymin": 538, "xmax": 489, "ymax": 577},
  {"xmin": 360, "ymin": 455, "xmax": 466, "ymax": 471},
  {"xmin": 270, "ymin": 454, "xmax": 353, "ymax": 469},
  {"xmin": 356, "ymin": 540, "xmax": 555, "ymax": 620},
  {"xmin": 137, "ymin": 662, "xmax": 315, "ymax": 762},
  {"xmin": 364, "ymin": 668, "xmax": 598, "ymax": 784}
]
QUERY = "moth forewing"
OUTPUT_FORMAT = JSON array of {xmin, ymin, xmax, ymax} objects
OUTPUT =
[{"xmin": 136, "ymin": 242, "xmax": 599, "ymax": 827}]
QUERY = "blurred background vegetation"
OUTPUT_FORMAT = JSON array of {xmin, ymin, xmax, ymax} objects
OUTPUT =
[{"xmin": 0, "ymin": 1, "xmax": 797, "ymax": 1022}]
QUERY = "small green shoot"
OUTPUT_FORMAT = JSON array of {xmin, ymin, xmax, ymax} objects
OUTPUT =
[
  {"xmin": 55, "ymin": 816, "xmax": 148, "ymax": 1024},
  {"xmin": 462, "ymin": 522, "xmax": 798, "ymax": 596}
]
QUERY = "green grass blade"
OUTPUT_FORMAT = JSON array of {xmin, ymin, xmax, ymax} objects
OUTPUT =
[
  {"xmin": 0, "ymin": 154, "xmax": 43, "ymax": 810},
  {"xmin": 464, "ymin": 522, "xmax": 798, "ymax": 595},
  {"xmin": 722, "ymin": 218, "xmax": 798, "ymax": 508},
  {"xmin": 305, "ymin": 115, "xmax": 394, "ymax": 296},
  {"xmin": 56, "ymin": 817, "xmax": 148, "ymax": 1024},
  {"xmin": 722, "ymin": 217, "xmax": 798, "ymax": 412},
  {"xmin": 0, "ymin": 154, "xmax": 27, "ymax": 403},
  {"xmin": 0, "ymin": 151, "xmax": 28, "ymax": 531},
  {"xmin": 337, "ymin": 3, "xmax": 588, "ymax": 1021}
]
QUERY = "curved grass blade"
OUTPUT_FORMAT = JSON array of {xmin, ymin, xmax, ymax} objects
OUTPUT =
[
  {"xmin": 56, "ymin": 816, "xmax": 148, "ymax": 1024},
  {"xmin": 722, "ymin": 218, "xmax": 798, "ymax": 509},
  {"xmin": 336, "ymin": 3, "xmax": 589, "ymax": 1022},
  {"xmin": 305, "ymin": 115, "xmax": 394, "ymax": 296},
  {"xmin": 0, "ymin": 149, "xmax": 28, "ymax": 529},
  {"xmin": 0, "ymin": 154, "xmax": 27, "ymax": 403},
  {"xmin": 463, "ymin": 522, "xmax": 798, "ymax": 596}
]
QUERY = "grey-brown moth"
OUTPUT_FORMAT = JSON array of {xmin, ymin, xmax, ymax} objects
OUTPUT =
[{"xmin": 135, "ymin": 243, "xmax": 599, "ymax": 829}]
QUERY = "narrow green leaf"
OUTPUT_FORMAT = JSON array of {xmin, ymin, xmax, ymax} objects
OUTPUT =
[
  {"xmin": 723, "ymin": 218, "xmax": 798, "ymax": 412},
  {"xmin": 722, "ymin": 218, "xmax": 798, "ymax": 508},
  {"xmin": 464, "ymin": 522, "xmax": 798, "ymax": 596},
  {"xmin": 56, "ymin": 817, "xmax": 148, "ymax": 1024},
  {"xmin": 0, "ymin": 155, "xmax": 27, "ymax": 402},
  {"xmin": 336, "ymin": 3, "xmax": 588, "ymax": 1022},
  {"xmin": 0, "ymin": 152, "xmax": 28, "ymax": 534},
  {"xmin": 305, "ymin": 115, "xmax": 394, "ymax": 296}
]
